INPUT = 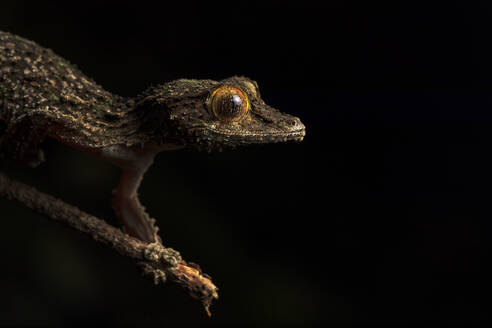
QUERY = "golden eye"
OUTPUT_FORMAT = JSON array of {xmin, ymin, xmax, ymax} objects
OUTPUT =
[{"xmin": 208, "ymin": 86, "xmax": 249, "ymax": 122}]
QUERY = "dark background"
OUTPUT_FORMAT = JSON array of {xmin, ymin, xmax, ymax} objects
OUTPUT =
[{"xmin": 0, "ymin": 1, "xmax": 489, "ymax": 326}]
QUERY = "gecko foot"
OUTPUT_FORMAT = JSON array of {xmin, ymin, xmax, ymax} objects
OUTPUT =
[
  {"xmin": 143, "ymin": 242, "xmax": 165, "ymax": 261},
  {"xmin": 143, "ymin": 242, "xmax": 182, "ymax": 267},
  {"xmin": 138, "ymin": 261, "xmax": 167, "ymax": 285}
]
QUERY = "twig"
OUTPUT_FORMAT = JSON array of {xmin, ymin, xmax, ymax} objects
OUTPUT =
[{"xmin": 0, "ymin": 171, "xmax": 218, "ymax": 316}]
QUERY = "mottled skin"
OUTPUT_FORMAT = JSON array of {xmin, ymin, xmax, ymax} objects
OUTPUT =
[{"xmin": 0, "ymin": 31, "xmax": 305, "ymax": 243}]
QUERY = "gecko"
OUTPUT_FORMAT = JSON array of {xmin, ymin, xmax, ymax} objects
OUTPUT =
[{"xmin": 0, "ymin": 31, "xmax": 306, "ymax": 244}]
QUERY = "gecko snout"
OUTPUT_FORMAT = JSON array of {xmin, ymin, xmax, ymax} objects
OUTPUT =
[{"xmin": 282, "ymin": 115, "xmax": 306, "ymax": 141}]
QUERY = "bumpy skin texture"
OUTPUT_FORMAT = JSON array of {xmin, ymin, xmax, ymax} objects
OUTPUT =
[
  {"xmin": 0, "ymin": 31, "xmax": 304, "ymax": 154},
  {"xmin": 135, "ymin": 77, "xmax": 306, "ymax": 152},
  {"xmin": 0, "ymin": 32, "xmax": 138, "ymax": 150},
  {"xmin": 0, "ymin": 31, "xmax": 305, "ymax": 242}
]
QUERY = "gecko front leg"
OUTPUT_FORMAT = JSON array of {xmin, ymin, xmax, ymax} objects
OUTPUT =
[
  {"xmin": 113, "ymin": 167, "xmax": 159, "ymax": 243},
  {"xmin": 95, "ymin": 144, "xmax": 160, "ymax": 243},
  {"xmin": 95, "ymin": 144, "xmax": 183, "ymax": 243}
]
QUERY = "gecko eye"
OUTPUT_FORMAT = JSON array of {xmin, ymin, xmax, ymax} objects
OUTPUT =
[{"xmin": 208, "ymin": 86, "xmax": 249, "ymax": 122}]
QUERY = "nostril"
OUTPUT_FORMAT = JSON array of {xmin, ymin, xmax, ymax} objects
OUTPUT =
[
  {"xmin": 280, "ymin": 116, "xmax": 305, "ymax": 131},
  {"xmin": 290, "ymin": 117, "xmax": 304, "ymax": 129},
  {"xmin": 288, "ymin": 117, "xmax": 298, "ymax": 125}
]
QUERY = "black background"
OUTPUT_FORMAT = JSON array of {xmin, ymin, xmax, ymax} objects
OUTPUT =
[{"xmin": 0, "ymin": 1, "xmax": 489, "ymax": 326}]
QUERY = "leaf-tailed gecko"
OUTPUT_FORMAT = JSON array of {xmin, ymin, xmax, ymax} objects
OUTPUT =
[{"xmin": 0, "ymin": 31, "xmax": 305, "ymax": 243}]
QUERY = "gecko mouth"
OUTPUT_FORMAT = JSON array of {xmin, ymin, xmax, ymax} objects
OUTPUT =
[
  {"xmin": 198, "ymin": 107, "xmax": 306, "ymax": 144},
  {"xmin": 204, "ymin": 125, "xmax": 305, "ymax": 142},
  {"xmin": 189, "ymin": 120, "xmax": 305, "ymax": 151}
]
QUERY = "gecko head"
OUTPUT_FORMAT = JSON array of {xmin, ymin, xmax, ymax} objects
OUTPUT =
[{"xmin": 138, "ymin": 76, "xmax": 305, "ymax": 151}]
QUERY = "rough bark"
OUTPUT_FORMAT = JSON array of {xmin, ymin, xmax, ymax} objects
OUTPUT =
[{"xmin": 0, "ymin": 171, "xmax": 218, "ymax": 316}]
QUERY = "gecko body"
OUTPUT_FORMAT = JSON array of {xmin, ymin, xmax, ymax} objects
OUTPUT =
[{"xmin": 0, "ymin": 31, "xmax": 305, "ymax": 243}]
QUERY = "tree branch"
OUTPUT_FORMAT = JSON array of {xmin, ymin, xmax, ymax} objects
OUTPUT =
[{"xmin": 0, "ymin": 171, "xmax": 218, "ymax": 316}]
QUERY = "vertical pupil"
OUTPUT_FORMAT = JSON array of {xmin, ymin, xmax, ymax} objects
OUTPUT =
[{"xmin": 217, "ymin": 93, "xmax": 243, "ymax": 117}]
